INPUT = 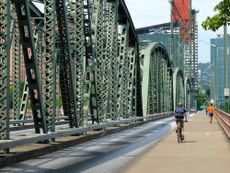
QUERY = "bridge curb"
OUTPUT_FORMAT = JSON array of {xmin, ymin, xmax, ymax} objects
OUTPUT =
[{"xmin": 0, "ymin": 117, "xmax": 168, "ymax": 169}]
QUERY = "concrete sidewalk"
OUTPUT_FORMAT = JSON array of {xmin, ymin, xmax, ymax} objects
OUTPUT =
[{"xmin": 122, "ymin": 111, "xmax": 230, "ymax": 173}]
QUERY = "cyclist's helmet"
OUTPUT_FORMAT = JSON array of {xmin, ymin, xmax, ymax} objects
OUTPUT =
[{"xmin": 178, "ymin": 102, "xmax": 183, "ymax": 107}]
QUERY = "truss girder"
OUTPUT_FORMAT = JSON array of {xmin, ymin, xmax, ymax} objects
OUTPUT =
[
  {"xmin": 12, "ymin": 0, "xmax": 47, "ymax": 133},
  {"xmin": 44, "ymin": 0, "xmax": 56, "ymax": 131},
  {"xmin": 107, "ymin": 2, "xmax": 120, "ymax": 119},
  {"xmin": 117, "ymin": 23, "xmax": 130, "ymax": 118},
  {"xmin": 83, "ymin": 0, "xmax": 98, "ymax": 125},
  {"xmin": 91, "ymin": 0, "xmax": 107, "ymax": 122},
  {"xmin": 0, "ymin": 0, "xmax": 10, "ymax": 139},
  {"xmin": 103, "ymin": 1, "xmax": 118, "ymax": 119},
  {"xmin": 67, "ymin": 0, "xmax": 84, "ymax": 127},
  {"xmin": 140, "ymin": 43, "xmax": 173, "ymax": 117},
  {"xmin": 67, "ymin": 0, "xmax": 98, "ymax": 126},
  {"xmin": 127, "ymin": 48, "xmax": 136, "ymax": 116},
  {"xmin": 173, "ymin": 68, "xmax": 185, "ymax": 109},
  {"xmin": 18, "ymin": 79, "xmax": 29, "ymax": 120},
  {"xmin": 185, "ymin": 77, "xmax": 191, "ymax": 109},
  {"xmin": 12, "ymin": 14, "xmax": 21, "ymax": 120},
  {"xmin": 56, "ymin": 0, "xmax": 77, "ymax": 128}
]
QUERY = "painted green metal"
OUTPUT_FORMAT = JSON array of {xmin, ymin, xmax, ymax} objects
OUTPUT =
[
  {"xmin": 0, "ymin": 0, "xmax": 192, "ymax": 144},
  {"xmin": 117, "ymin": 23, "xmax": 130, "ymax": 118},
  {"xmin": 92, "ymin": 0, "xmax": 106, "ymax": 122},
  {"xmin": 83, "ymin": 0, "xmax": 98, "ymax": 125},
  {"xmin": 67, "ymin": 0, "xmax": 84, "ymax": 127},
  {"xmin": 127, "ymin": 47, "xmax": 136, "ymax": 117},
  {"xmin": 44, "ymin": 0, "xmax": 56, "ymax": 131},
  {"xmin": 185, "ymin": 77, "xmax": 191, "ymax": 109},
  {"xmin": 18, "ymin": 27, "xmax": 42, "ymax": 121},
  {"xmin": 67, "ymin": 0, "xmax": 98, "ymax": 126},
  {"xmin": 0, "ymin": 0, "xmax": 10, "ymax": 139},
  {"xmin": 140, "ymin": 43, "xmax": 173, "ymax": 117},
  {"xmin": 173, "ymin": 68, "xmax": 185, "ymax": 109},
  {"xmin": 18, "ymin": 80, "xmax": 29, "ymax": 120},
  {"xmin": 108, "ymin": 1, "xmax": 120, "ymax": 120},
  {"xmin": 13, "ymin": 0, "xmax": 47, "ymax": 133},
  {"xmin": 104, "ymin": 1, "xmax": 119, "ymax": 119},
  {"xmin": 56, "ymin": 0, "xmax": 78, "ymax": 128},
  {"xmin": 12, "ymin": 15, "xmax": 21, "ymax": 121}
]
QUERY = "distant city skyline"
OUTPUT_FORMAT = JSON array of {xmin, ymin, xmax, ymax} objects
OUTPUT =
[{"xmin": 125, "ymin": 0, "xmax": 229, "ymax": 63}]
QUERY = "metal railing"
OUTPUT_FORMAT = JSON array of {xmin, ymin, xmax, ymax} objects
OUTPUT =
[
  {"xmin": 0, "ymin": 112, "xmax": 174, "ymax": 151},
  {"xmin": 215, "ymin": 109, "xmax": 230, "ymax": 139}
]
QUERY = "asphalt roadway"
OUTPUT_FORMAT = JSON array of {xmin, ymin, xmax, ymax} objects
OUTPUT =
[{"xmin": 0, "ymin": 116, "xmax": 177, "ymax": 173}]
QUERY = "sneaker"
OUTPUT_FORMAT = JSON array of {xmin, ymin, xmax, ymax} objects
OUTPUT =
[{"xmin": 181, "ymin": 135, "xmax": 184, "ymax": 140}]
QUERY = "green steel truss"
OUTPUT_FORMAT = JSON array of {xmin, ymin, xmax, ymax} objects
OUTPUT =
[
  {"xmin": 117, "ymin": 23, "xmax": 130, "ymax": 118},
  {"xmin": 83, "ymin": 0, "xmax": 98, "ymax": 124},
  {"xmin": 103, "ymin": 1, "xmax": 118, "ymax": 119},
  {"xmin": 12, "ymin": 13, "xmax": 21, "ymax": 120},
  {"xmin": 0, "ymin": 0, "xmax": 10, "ymax": 139},
  {"xmin": 0, "ymin": 0, "xmax": 187, "ymax": 142},
  {"xmin": 67, "ymin": 0, "xmax": 84, "ymax": 127},
  {"xmin": 107, "ymin": 1, "xmax": 120, "ymax": 120},
  {"xmin": 173, "ymin": 68, "xmax": 185, "ymax": 109},
  {"xmin": 56, "ymin": 0, "xmax": 77, "ymax": 128},
  {"xmin": 140, "ymin": 43, "xmax": 173, "ymax": 117},
  {"xmin": 44, "ymin": 0, "xmax": 56, "ymax": 131},
  {"xmin": 185, "ymin": 77, "xmax": 191, "ymax": 109},
  {"xmin": 92, "ymin": 0, "xmax": 106, "ymax": 122},
  {"xmin": 12, "ymin": 0, "xmax": 47, "ymax": 133},
  {"xmin": 18, "ymin": 80, "xmax": 29, "ymax": 120},
  {"xmin": 67, "ymin": 0, "xmax": 98, "ymax": 126}
]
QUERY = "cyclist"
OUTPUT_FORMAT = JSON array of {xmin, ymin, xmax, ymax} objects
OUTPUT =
[{"xmin": 175, "ymin": 102, "xmax": 187, "ymax": 140}]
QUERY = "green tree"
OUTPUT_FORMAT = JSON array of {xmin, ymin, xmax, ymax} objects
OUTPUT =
[
  {"xmin": 202, "ymin": 0, "xmax": 230, "ymax": 31},
  {"xmin": 196, "ymin": 92, "xmax": 208, "ymax": 109}
]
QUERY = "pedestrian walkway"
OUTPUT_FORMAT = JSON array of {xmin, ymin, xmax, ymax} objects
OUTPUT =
[{"xmin": 122, "ymin": 111, "xmax": 230, "ymax": 173}]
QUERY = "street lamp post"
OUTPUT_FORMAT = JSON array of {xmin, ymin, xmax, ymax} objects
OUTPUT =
[{"xmin": 223, "ymin": 25, "xmax": 228, "ymax": 113}]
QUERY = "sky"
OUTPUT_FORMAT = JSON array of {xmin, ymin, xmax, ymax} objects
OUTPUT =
[{"xmin": 125, "ymin": 0, "xmax": 229, "ymax": 63}]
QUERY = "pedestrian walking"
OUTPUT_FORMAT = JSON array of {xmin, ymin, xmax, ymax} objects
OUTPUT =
[{"xmin": 207, "ymin": 103, "xmax": 215, "ymax": 123}]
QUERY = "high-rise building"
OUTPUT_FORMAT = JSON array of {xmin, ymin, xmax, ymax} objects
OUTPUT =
[
  {"xmin": 198, "ymin": 62, "xmax": 211, "ymax": 91},
  {"xmin": 211, "ymin": 34, "xmax": 230, "ymax": 106}
]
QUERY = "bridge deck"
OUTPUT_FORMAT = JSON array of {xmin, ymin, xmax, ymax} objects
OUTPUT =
[{"xmin": 122, "ymin": 111, "xmax": 230, "ymax": 173}]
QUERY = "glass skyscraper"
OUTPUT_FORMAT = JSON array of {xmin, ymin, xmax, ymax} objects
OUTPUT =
[{"xmin": 211, "ymin": 35, "xmax": 230, "ymax": 107}]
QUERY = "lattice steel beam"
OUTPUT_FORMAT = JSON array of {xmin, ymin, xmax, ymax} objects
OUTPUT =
[
  {"xmin": 56, "ymin": 0, "xmax": 77, "ymax": 128},
  {"xmin": 117, "ymin": 23, "xmax": 129, "ymax": 118},
  {"xmin": 67, "ymin": 0, "xmax": 84, "ymax": 127},
  {"xmin": 44, "ymin": 0, "xmax": 56, "ymax": 131},
  {"xmin": 92, "ymin": 0, "xmax": 106, "ymax": 122},
  {"xmin": 104, "ymin": 1, "xmax": 119, "ymax": 119},
  {"xmin": 140, "ymin": 43, "xmax": 173, "ymax": 116},
  {"xmin": 12, "ymin": 0, "xmax": 47, "ymax": 133},
  {"xmin": 83, "ymin": 0, "xmax": 98, "ymax": 125},
  {"xmin": 0, "ymin": 0, "xmax": 10, "ymax": 139},
  {"xmin": 12, "ymin": 13, "xmax": 21, "ymax": 120}
]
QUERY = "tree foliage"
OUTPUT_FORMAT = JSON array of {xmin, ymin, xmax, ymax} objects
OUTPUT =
[
  {"xmin": 202, "ymin": 0, "xmax": 230, "ymax": 31},
  {"xmin": 196, "ymin": 92, "xmax": 208, "ymax": 108}
]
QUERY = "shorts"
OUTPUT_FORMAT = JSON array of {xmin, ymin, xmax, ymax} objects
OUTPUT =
[
  {"xmin": 175, "ymin": 119, "xmax": 184, "ymax": 128},
  {"xmin": 208, "ymin": 112, "xmax": 214, "ymax": 116}
]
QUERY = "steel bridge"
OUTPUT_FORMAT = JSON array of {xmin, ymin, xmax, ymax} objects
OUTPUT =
[{"xmin": 0, "ymin": 0, "xmax": 194, "ymax": 151}]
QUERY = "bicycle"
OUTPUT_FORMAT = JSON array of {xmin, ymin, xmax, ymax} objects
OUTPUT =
[{"xmin": 175, "ymin": 118, "xmax": 184, "ymax": 143}]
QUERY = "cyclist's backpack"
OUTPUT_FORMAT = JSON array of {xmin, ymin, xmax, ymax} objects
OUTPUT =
[{"xmin": 175, "ymin": 107, "xmax": 185, "ymax": 119}]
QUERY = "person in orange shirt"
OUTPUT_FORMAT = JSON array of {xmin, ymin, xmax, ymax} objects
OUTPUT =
[{"xmin": 207, "ymin": 103, "xmax": 215, "ymax": 123}]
